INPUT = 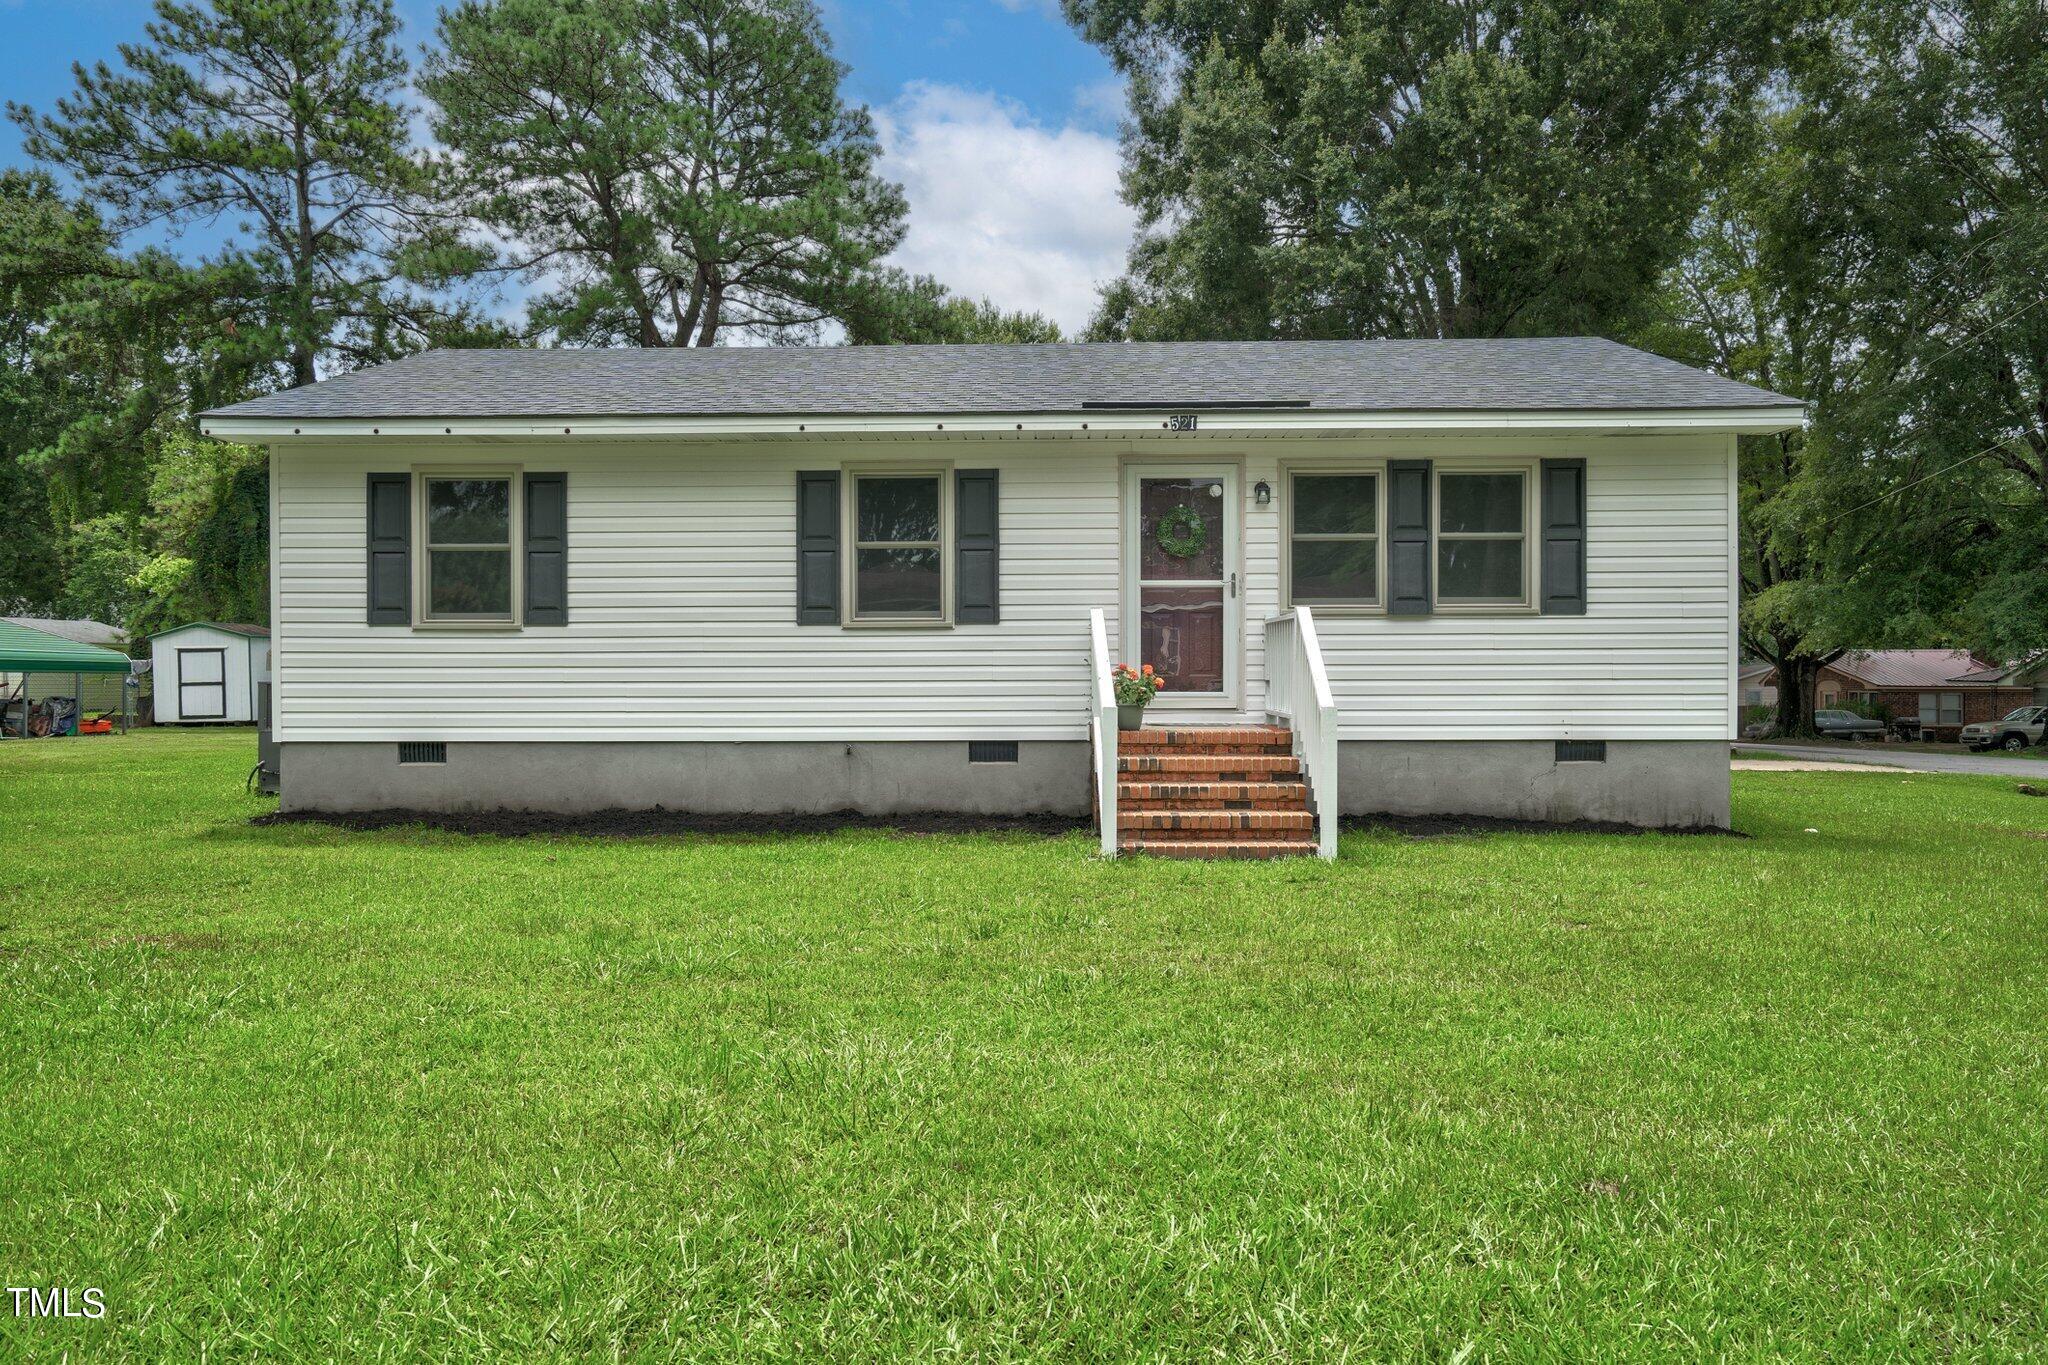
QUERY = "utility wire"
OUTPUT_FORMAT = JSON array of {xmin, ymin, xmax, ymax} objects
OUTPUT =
[
  {"xmin": 1816, "ymin": 434, "xmax": 2033, "ymax": 528},
  {"xmin": 1774, "ymin": 292, "xmax": 2048, "ymax": 532},
  {"xmin": 1799, "ymin": 291, "xmax": 2048, "ymax": 429},
  {"xmin": 1883, "ymin": 293, "xmax": 2047, "ymax": 396}
]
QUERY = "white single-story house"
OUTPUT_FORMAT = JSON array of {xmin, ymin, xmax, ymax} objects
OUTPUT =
[
  {"xmin": 150, "ymin": 622, "xmax": 269, "ymax": 725},
  {"xmin": 201, "ymin": 339, "xmax": 1803, "ymax": 855}
]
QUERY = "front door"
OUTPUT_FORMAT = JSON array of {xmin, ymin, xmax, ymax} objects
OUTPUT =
[{"xmin": 1122, "ymin": 464, "xmax": 1239, "ymax": 709}]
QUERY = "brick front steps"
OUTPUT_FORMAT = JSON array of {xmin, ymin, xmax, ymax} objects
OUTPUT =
[{"xmin": 1114, "ymin": 725, "xmax": 1317, "ymax": 859}]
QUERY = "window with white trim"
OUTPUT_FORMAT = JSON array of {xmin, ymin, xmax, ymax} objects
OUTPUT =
[
  {"xmin": 1436, "ymin": 469, "xmax": 1530, "ymax": 605},
  {"xmin": 1287, "ymin": 473, "xmax": 1378, "ymax": 605},
  {"xmin": 850, "ymin": 472, "xmax": 947, "ymax": 621},
  {"xmin": 422, "ymin": 475, "xmax": 517, "ymax": 622}
]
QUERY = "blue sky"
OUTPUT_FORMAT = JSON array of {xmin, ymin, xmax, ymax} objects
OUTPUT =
[{"xmin": 0, "ymin": 0, "xmax": 1136, "ymax": 332}]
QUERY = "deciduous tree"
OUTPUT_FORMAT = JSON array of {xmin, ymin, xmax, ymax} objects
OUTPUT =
[
  {"xmin": 0, "ymin": 171, "xmax": 229, "ymax": 616},
  {"xmin": 1069, "ymin": 0, "xmax": 1784, "ymax": 342},
  {"xmin": 1773, "ymin": 0, "xmax": 2048, "ymax": 662},
  {"xmin": 842, "ymin": 271, "xmax": 1062, "ymax": 345}
]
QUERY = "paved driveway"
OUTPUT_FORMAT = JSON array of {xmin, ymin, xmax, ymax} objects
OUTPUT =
[{"xmin": 1733, "ymin": 742, "xmax": 2048, "ymax": 778}]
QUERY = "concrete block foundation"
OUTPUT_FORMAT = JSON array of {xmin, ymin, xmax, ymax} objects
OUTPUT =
[
  {"xmin": 279, "ymin": 740, "xmax": 1094, "ymax": 816},
  {"xmin": 1338, "ymin": 739, "xmax": 1731, "ymax": 829},
  {"xmin": 279, "ymin": 737, "xmax": 1730, "ymax": 830}
]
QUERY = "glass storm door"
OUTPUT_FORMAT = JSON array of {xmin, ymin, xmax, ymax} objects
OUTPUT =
[{"xmin": 1123, "ymin": 466, "xmax": 1239, "ymax": 707}]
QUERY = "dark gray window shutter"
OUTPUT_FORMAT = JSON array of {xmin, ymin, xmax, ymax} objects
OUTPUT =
[
  {"xmin": 525, "ymin": 473, "xmax": 568, "ymax": 626},
  {"xmin": 955, "ymin": 468, "xmax": 1000, "ymax": 624},
  {"xmin": 796, "ymin": 471, "xmax": 841, "ymax": 625},
  {"xmin": 1540, "ymin": 458, "xmax": 1587, "ymax": 616},
  {"xmin": 366, "ymin": 473, "xmax": 411, "ymax": 626},
  {"xmin": 1386, "ymin": 459, "xmax": 1432, "ymax": 616}
]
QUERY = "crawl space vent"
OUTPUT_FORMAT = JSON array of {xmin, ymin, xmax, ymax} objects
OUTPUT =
[
  {"xmin": 398, "ymin": 741, "xmax": 448, "ymax": 766},
  {"xmin": 1554, "ymin": 740, "xmax": 1607, "ymax": 763},
  {"xmin": 967, "ymin": 741, "xmax": 1020, "ymax": 764}
]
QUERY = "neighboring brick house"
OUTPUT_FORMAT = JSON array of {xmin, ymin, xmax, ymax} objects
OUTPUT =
[
  {"xmin": 1765, "ymin": 650, "xmax": 2035, "ymax": 739},
  {"xmin": 1951, "ymin": 654, "xmax": 2048, "ymax": 708},
  {"xmin": 1738, "ymin": 660, "xmax": 1777, "ymax": 709}
]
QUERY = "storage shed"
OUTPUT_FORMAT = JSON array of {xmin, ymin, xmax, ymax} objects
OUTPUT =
[{"xmin": 150, "ymin": 623, "xmax": 269, "ymax": 725}]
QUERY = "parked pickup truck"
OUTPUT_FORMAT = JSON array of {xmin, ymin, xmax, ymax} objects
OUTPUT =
[
  {"xmin": 1959, "ymin": 706, "xmax": 2047, "ymax": 752},
  {"xmin": 1812, "ymin": 709, "xmax": 1887, "ymax": 739}
]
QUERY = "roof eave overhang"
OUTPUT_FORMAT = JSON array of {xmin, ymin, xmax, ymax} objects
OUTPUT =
[{"xmin": 203, "ymin": 405, "xmax": 1809, "ymax": 443}]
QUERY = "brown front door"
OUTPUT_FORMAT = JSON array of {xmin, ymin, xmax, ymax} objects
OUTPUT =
[{"xmin": 1125, "ymin": 467, "xmax": 1237, "ymax": 704}]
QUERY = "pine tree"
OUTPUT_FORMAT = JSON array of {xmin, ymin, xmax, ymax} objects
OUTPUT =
[
  {"xmin": 424, "ymin": 0, "xmax": 907, "ymax": 346},
  {"xmin": 13, "ymin": 0, "xmax": 497, "ymax": 387}
]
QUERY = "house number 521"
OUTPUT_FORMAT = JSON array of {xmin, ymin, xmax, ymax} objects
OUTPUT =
[{"xmin": 1166, "ymin": 414, "xmax": 1199, "ymax": 432}]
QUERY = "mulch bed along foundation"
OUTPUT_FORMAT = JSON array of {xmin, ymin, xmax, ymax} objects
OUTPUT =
[
  {"xmin": 253, "ymin": 807, "xmax": 1091, "ymax": 839},
  {"xmin": 1343, "ymin": 813, "xmax": 1744, "ymax": 838},
  {"xmin": 256, "ymin": 807, "xmax": 1737, "ymax": 842}
]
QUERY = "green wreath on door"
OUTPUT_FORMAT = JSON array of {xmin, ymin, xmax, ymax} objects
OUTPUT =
[{"xmin": 1155, "ymin": 504, "xmax": 1209, "ymax": 559}]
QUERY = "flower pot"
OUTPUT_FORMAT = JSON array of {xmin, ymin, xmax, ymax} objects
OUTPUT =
[{"xmin": 1118, "ymin": 703, "xmax": 1147, "ymax": 731}]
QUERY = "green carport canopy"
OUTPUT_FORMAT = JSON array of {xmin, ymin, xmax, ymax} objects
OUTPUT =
[{"xmin": 0, "ymin": 620, "xmax": 133, "ymax": 673}]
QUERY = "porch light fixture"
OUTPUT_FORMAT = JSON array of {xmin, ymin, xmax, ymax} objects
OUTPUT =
[{"xmin": 1254, "ymin": 480, "xmax": 1272, "ymax": 506}]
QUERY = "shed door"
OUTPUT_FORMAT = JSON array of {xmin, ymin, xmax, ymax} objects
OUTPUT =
[{"xmin": 178, "ymin": 647, "xmax": 227, "ymax": 721}]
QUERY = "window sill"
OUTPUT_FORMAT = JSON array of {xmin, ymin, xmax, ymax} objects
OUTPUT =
[
  {"xmin": 841, "ymin": 619, "xmax": 954, "ymax": 631},
  {"xmin": 1283, "ymin": 602, "xmax": 1384, "ymax": 618},
  {"xmin": 412, "ymin": 621, "xmax": 523, "ymax": 633},
  {"xmin": 1429, "ymin": 602, "xmax": 1539, "ymax": 616}
]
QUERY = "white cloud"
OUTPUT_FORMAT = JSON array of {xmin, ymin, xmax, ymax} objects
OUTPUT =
[
  {"xmin": 1069, "ymin": 76, "xmax": 1129, "ymax": 133},
  {"xmin": 873, "ymin": 81, "xmax": 1135, "ymax": 336}
]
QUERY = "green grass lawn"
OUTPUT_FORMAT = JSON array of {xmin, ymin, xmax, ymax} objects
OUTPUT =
[{"xmin": 4, "ymin": 731, "xmax": 2046, "ymax": 1360}]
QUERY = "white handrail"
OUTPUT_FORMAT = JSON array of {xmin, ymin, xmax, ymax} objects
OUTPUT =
[
  {"xmin": 1265, "ymin": 606, "xmax": 1340, "ymax": 859},
  {"xmin": 1087, "ymin": 608, "xmax": 1118, "ymax": 857},
  {"xmin": 1265, "ymin": 616, "xmax": 1297, "ymax": 723}
]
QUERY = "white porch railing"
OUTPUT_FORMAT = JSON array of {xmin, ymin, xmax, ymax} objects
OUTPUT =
[
  {"xmin": 1087, "ymin": 608, "xmax": 1119, "ymax": 857},
  {"xmin": 1264, "ymin": 607, "xmax": 1340, "ymax": 859}
]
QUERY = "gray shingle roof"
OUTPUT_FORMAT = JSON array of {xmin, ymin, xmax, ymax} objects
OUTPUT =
[{"xmin": 203, "ymin": 338, "xmax": 1799, "ymax": 422}]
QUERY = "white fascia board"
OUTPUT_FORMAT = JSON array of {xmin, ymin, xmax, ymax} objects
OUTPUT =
[{"xmin": 204, "ymin": 405, "xmax": 1808, "ymax": 443}]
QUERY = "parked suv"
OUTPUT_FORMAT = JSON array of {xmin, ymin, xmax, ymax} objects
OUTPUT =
[
  {"xmin": 1813, "ymin": 709, "xmax": 1887, "ymax": 739},
  {"xmin": 1959, "ymin": 706, "xmax": 2047, "ymax": 752}
]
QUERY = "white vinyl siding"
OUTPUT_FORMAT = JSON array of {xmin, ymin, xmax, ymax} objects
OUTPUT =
[
  {"xmin": 1243, "ymin": 434, "xmax": 1733, "ymax": 741},
  {"xmin": 273, "ymin": 442, "xmax": 1117, "ymax": 742},
  {"xmin": 269, "ymin": 432, "xmax": 1733, "ymax": 743}
]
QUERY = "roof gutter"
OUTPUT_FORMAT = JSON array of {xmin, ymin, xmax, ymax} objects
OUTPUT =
[{"xmin": 202, "ymin": 404, "xmax": 1807, "ymax": 443}]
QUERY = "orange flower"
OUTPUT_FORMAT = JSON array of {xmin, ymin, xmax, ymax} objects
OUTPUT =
[{"xmin": 1141, "ymin": 664, "xmax": 1154, "ymax": 675}]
